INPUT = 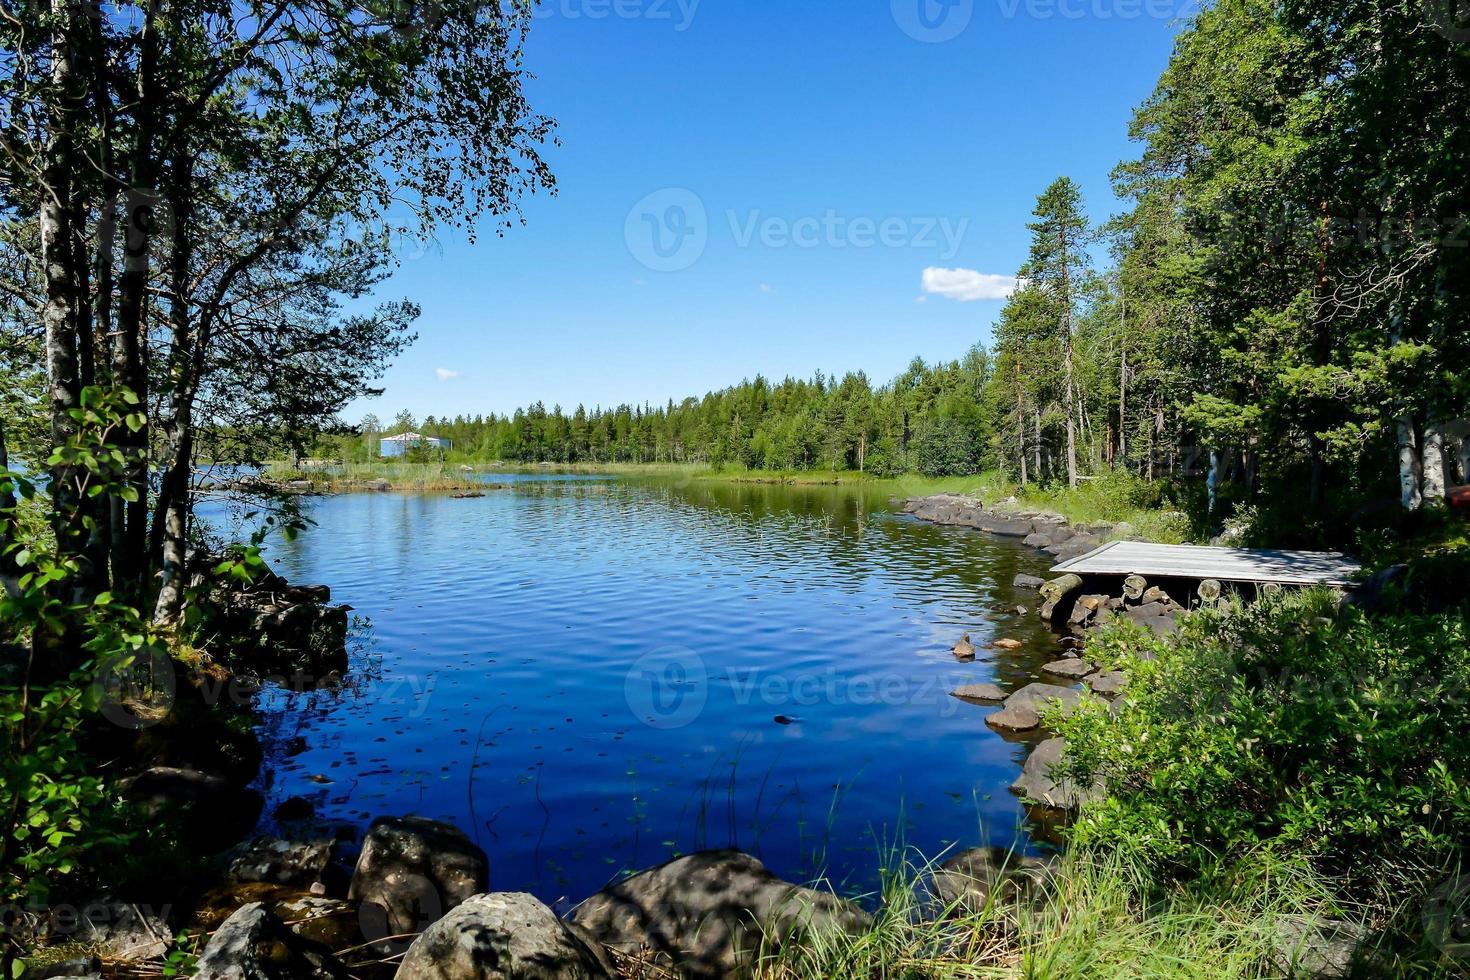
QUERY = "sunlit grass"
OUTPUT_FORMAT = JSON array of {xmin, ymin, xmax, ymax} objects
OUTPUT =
[{"xmin": 748, "ymin": 847, "xmax": 1352, "ymax": 980}]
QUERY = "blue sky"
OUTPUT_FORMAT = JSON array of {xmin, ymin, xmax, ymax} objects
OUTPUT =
[{"xmin": 358, "ymin": 0, "xmax": 1189, "ymax": 423}]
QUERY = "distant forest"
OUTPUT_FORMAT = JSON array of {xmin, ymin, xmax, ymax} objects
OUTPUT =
[{"xmin": 345, "ymin": 0, "xmax": 1468, "ymax": 522}]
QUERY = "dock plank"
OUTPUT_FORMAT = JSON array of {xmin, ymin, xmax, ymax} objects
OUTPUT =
[{"xmin": 1050, "ymin": 540, "xmax": 1361, "ymax": 587}]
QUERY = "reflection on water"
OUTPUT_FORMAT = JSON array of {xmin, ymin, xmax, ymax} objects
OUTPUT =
[{"xmin": 233, "ymin": 476, "xmax": 1066, "ymax": 906}]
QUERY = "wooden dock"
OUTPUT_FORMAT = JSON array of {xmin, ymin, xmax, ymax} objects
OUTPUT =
[{"xmin": 1050, "ymin": 540, "xmax": 1362, "ymax": 588}]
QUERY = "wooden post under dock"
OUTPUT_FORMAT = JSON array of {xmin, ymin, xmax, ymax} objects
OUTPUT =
[{"xmin": 1050, "ymin": 540, "xmax": 1362, "ymax": 588}]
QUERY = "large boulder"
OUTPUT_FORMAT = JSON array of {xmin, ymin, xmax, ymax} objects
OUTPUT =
[
  {"xmin": 193, "ymin": 903, "xmax": 349, "ymax": 979},
  {"xmin": 1012, "ymin": 573, "xmax": 1047, "ymax": 590},
  {"xmin": 349, "ymin": 817, "xmax": 489, "ymax": 942},
  {"xmin": 395, "ymin": 893, "xmax": 611, "ymax": 980},
  {"xmin": 570, "ymin": 850, "xmax": 869, "ymax": 980},
  {"xmin": 1010, "ymin": 737, "xmax": 1103, "ymax": 810},
  {"xmin": 928, "ymin": 847, "xmax": 1056, "ymax": 914}
]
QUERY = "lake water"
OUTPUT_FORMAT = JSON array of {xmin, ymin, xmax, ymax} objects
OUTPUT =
[{"xmin": 230, "ymin": 475, "xmax": 1066, "ymax": 908}]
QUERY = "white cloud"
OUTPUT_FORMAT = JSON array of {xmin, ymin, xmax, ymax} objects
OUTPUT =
[
  {"xmin": 759, "ymin": 283, "xmax": 773, "ymax": 293},
  {"xmin": 435, "ymin": 368, "xmax": 461, "ymax": 381},
  {"xmin": 920, "ymin": 267, "xmax": 1020, "ymax": 302}
]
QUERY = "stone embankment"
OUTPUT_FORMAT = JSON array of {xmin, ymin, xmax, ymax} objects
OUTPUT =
[{"xmin": 906, "ymin": 493, "xmax": 1194, "ymax": 817}]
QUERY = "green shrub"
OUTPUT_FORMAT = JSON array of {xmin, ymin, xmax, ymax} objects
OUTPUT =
[{"xmin": 1060, "ymin": 593, "xmax": 1470, "ymax": 892}]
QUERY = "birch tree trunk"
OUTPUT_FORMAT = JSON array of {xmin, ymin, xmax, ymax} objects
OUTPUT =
[
  {"xmin": 1015, "ymin": 370, "xmax": 1027, "ymax": 485},
  {"xmin": 1397, "ymin": 415, "xmax": 1423, "ymax": 511},
  {"xmin": 1421, "ymin": 420, "xmax": 1446, "ymax": 505}
]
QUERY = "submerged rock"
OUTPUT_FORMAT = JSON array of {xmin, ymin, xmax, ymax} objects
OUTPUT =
[
  {"xmin": 570, "ymin": 850, "xmax": 869, "ymax": 980},
  {"xmin": 951, "ymin": 683, "xmax": 1007, "ymax": 703},
  {"xmin": 1012, "ymin": 573, "xmax": 1047, "ymax": 590},
  {"xmin": 397, "ymin": 893, "xmax": 612, "ymax": 980},
  {"xmin": 349, "ymin": 816, "xmax": 488, "ymax": 943}
]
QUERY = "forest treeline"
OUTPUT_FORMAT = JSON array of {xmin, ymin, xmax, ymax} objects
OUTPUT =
[{"xmin": 357, "ymin": 0, "xmax": 1470, "ymax": 524}]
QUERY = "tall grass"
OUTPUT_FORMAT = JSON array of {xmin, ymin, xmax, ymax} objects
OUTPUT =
[{"xmin": 749, "ymin": 847, "xmax": 1350, "ymax": 980}]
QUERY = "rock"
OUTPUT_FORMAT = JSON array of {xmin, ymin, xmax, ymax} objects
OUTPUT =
[
  {"xmin": 1045, "ymin": 533, "xmax": 1100, "ymax": 557},
  {"xmin": 1023, "ymin": 532, "xmax": 1055, "ymax": 548},
  {"xmin": 985, "ymin": 705, "xmax": 1042, "ymax": 731},
  {"xmin": 951, "ymin": 634, "xmax": 976, "ymax": 660},
  {"xmin": 226, "ymin": 836, "xmax": 335, "ymax": 888},
  {"xmin": 1038, "ymin": 574, "xmax": 1084, "ymax": 605},
  {"xmin": 349, "ymin": 816, "xmax": 489, "ymax": 942},
  {"xmin": 192, "ymin": 884, "xmax": 364, "ymax": 952},
  {"xmin": 992, "ymin": 638, "xmax": 1023, "ymax": 651},
  {"xmin": 1012, "ymin": 573, "xmax": 1047, "ymax": 590},
  {"xmin": 570, "ymin": 850, "xmax": 869, "ymax": 980},
  {"xmin": 1342, "ymin": 563, "xmax": 1406, "ymax": 614},
  {"xmin": 1014, "ymin": 605, "xmax": 1029, "ymax": 615},
  {"xmin": 39, "ymin": 901, "xmax": 170, "ymax": 964},
  {"xmin": 950, "ymin": 683, "xmax": 1007, "ymax": 703},
  {"xmin": 25, "ymin": 956, "xmax": 101, "ymax": 979},
  {"xmin": 193, "ymin": 902, "xmax": 348, "ymax": 979},
  {"xmin": 1128, "ymin": 601, "xmax": 1172, "ymax": 621},
  {"xmin": 1141, "ymin": 586, "xmax": 1170, "ymax": 605},
  {"xmin": 1272, "ymin": 915, "xmax": 1366, "ymax": 978},
  {"xmin": 1010, "ymin": 738, "xmax": 1103, "ymax": 810},
  {"xmin": 1041, "ymin": 659, "xmax": 1095, "ymax": 680},
  {"xmin": 397, "ymin": 893, "xmax": 611, "ymax": 980},
  {"xmin": 928, "ymin": 847, "xmax": 1056, "ymax": 914},
  {"xmin": 366, "ymin": 479, "xmax": 392, "ymax": 492},
  {"xmin": 121, "ymin": 767, "xmax": 262, "ymax": 852},
  {"xmin": 1004, "ymin": 683, "xmax": 1084, "ymax": 718},
  {"xmin": 1087, "ymin": 670, "xmax": 1127, "ymax": 697},
  {"xmin": 273, "ymin": 897, "xmax": 365, "ymax": 951},
  {"xmin": 978, "ymin": 517, "xmax": 1036, "ymax": 538}
]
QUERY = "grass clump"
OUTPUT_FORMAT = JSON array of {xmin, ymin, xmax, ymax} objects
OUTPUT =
[{"xmin": 749, "ymin": 847, "xmax": 1347, "ymax": 980}]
